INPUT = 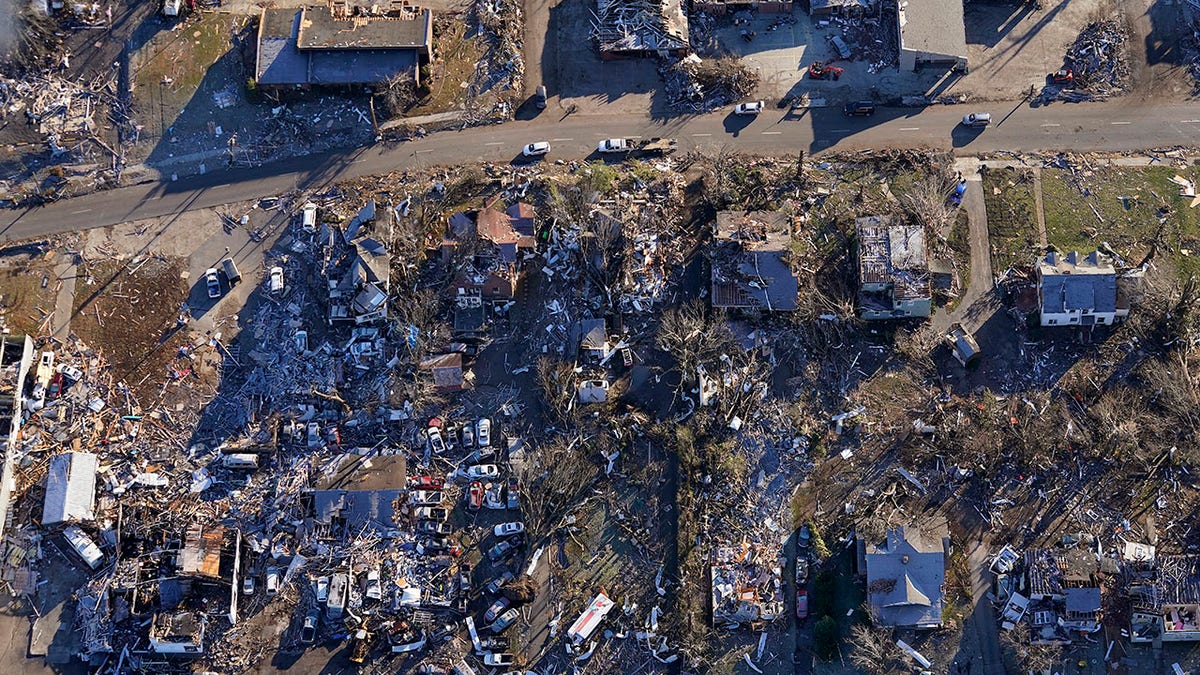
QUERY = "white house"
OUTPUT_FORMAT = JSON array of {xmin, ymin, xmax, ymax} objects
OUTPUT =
[{"xmin": 1037, "ymin": 251, "xmax": 1132, "ymax": 327}]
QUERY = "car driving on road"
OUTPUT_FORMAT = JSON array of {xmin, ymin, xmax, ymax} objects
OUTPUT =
[
  {"xmin": 733, "ymin": 101, "xmax": 764, "ymax": 115},
  {"xmin": 523, "ymin": 142, "xmax": 551, "ymax": 157}
]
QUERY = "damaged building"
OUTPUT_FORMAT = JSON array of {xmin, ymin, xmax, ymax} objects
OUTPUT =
[
  {"xmin": 447, "ymin": 197, "xmax": 538, "ymax": 303},
  {"xmin": 856, "ymin": 216, "xmax": 931, "ymax": 320},
  {"xmin": 256, "ymin": 1, "xmax": 434, "ymax": 89},
  {"xmin": 1131, "ymin": 555, "xmax": 1200, "ymax": 643},
  {"xmin": 330, "ymin": 200, "xmax": 392, "ymax": 325},
  {"xmin": 859, "ymin": 524, "xmax": 947, "ymax": 629},
  {"xmin": 710, "ymin": 211, "xmax": 800, "ymax": 312},
  {"xmin": 1036, "ymin": 250, "xmax": 1139, "ymax": 327},
  {"xmin": 592, "ymin": 0, "xmax": 689, "ymax": 59},
  {"xmin": 1023, "ymin": 547, "xmax": 1109, "ymax": 643},
  {"xmin": 711, "ymin": 541, "xmax": 783, "ymax": 627}
]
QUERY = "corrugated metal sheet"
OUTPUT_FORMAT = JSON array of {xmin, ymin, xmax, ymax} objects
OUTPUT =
[{"xmin": 42, "ymin": 452, "xmax": 98, "ymax": 525}]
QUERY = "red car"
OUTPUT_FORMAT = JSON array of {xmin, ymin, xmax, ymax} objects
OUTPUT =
[
  {"xmin": 408, "ymin": 475, "xmax": 446, "ymax": 490},
  {"xmin": 467, "ymin": 481, "xmax": 484, "ymax": 510},
  {"xmin": 795, "ymin": 588, "xmax": 809, "ymax": 620}
]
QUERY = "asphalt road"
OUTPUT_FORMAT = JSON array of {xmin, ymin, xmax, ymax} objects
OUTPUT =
[{"xmin": 3, "ymin": 98, "xmax": 1198, "ymax": 243}]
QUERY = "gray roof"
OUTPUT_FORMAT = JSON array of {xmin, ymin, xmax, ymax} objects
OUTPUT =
[
  {"xmin": 579, "ymin": 319, "xmax": 608, "ymax": 352},
  {"xmin": 42, "ymin": 452, "xmax": 98, "ymax": 525},
  {"xmin": 898, "ymin": 0, "xmax": 967, "ymax": 60},
  {"xmin": 256, "ymin": 8, "xmax": 428, "ymax": 86},
  {"xmin": 297, "ymin": 6, "xmax": 431, "ymax": 50},
  {"xmin": 312, "ymin": 489, "xmax": 406, "ymax": 534},
  {"xmin": 711, "ymin": 211, "xmax": 800, "ymax": 311},
  {"xmin": 1065, "ymin": 587, "xmax": 1102, "ymax": 613},
  {"xmin": 864, "ymin": 526, "xmax": 947, "ymax": 627},
  {"xmin": 1039, "ymin": 251, "xmax": 1118, "ymax": 314}
]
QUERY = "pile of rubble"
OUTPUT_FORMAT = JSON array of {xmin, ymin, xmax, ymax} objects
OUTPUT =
[
  {"xmin": 467, "ymin": 0, "xmax": 525, "ymax": 122},
  {"xmin": 660, "ymin": 55, "xmax": 760, "ymax": 113},
  {"xmin": 592, "ymin": 0, "xmax": 689, "ymax": 56},
  {"xmin": 1063, "ymin": 19, "xmax": 1130, "ymax": 98}
]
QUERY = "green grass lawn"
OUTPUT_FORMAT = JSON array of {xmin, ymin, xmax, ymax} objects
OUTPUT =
[
  {"xmin": 1042, "ymin": 165, "xmax": 1200, "ymax": 277},
  {"xmin": 981, "ymin": 167, "xmax": 1040, "ymax": 271}
]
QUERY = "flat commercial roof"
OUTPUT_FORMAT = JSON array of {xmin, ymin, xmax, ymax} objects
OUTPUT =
[
  {"xmin": 298, "ymin": 6, "xmax": 431, "ymax": 50},
  {"xmin": 898, "ymin": 0, "xmax": 967, "ymax": 60}
]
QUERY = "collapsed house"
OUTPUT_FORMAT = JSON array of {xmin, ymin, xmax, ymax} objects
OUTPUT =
[
  {"xmin": 710, "ymin": 211, "xmax": 800, "ymax": 312},
  {"xmin": 0, "ymin": 336, "xmax": 35, "ymax": 543},
  {"xmin": 256, "ymin": 1, "xmax": 434, "ymax": 89},
  {"xmin": 694, "ymin": 0, "xmax": 790, "ymax": 15},
  {"xmin": 1036, "ymin": 250, "xmax": 1139, "ymax": 327},
  {"xmin": 711, "ymin": 541, "xmax": 783, "ymax": 627},
  {"xmin": 1022, "ymin": 547, "xmax": 1107, "ymax": 642},
  {"xmin": 856, "ymin": 216, "xmax": 931, "ymax": 320},
  {"xmin": 1131, "ymin": 555, "xmax": 1200, "ymax": 643},
  {"xmin": 592, "ymin": 0, "xmax": 689, "ymax": 59},
  {"xmin": 896, "ymin": 0, "xmax": 968, "ymax": 73},
  {"xmin": 447, "ymin": 197, "xmax": 538, "ymax": 303},
  {"xmin": 810, "ymin": 0, "xmax": 875, "ymax": 17},
  {"xmin": 310, "ymin": 454, "xmax": 408, "ymax": 538},
  {"xmin": 330, "ymin": 200, "xmax": 392, "ymax": 325},
  {"xmin": 859, "ymin": 524, "xmax": 947, "ymax": 629}
]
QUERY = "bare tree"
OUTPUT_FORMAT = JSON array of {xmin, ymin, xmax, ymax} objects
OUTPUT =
[
  {"xmin": 847, "ymin": 624, "xmax": 901, "ymax": 675},
  {"xmin": 655, "ymin": 299, "xmax": 736, "ymax": 389},
  {"xmin": 999, "ymin": 621, "xmax": 1060, "ymax": 673},
  {"xmin": 898, "ymin": 169, "xmax": 958, "ymax": 234},
  {"xmin": 517, "ymin": 436, "xmax": 598, "ymax": 538},
  {"xmin": 536, "ymin": 356, "xmax": 577, "ymax": 423}
]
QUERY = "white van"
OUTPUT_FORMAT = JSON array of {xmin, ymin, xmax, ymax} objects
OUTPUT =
[
  {"xmin": 63, "ymin": 525, "xmax": 104, "ymax": 569},
  {"xmin": 221, "ymin": 453, "xmax": 260, "ymax": 470}
]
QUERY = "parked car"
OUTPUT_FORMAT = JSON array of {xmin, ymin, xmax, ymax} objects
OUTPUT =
[
  {"xmin": 843, "ymin": 101, "xmax": 876, "ymax": 116},
  {"xmin": 315, "ymin": 576, "xmax": 330, "ymax": 603},
  {"xmin": 242, "ymin": 574, "xmax": 255, "ymax": 596},
  {"xmin": 490, "ymin": 608, "xmax": 520, "ymax": 633},
  {"xmin": 798, "ymin": 525, "xmax": 812, "ymax": 549},
  {"xmin": 535, "ymin": 85, "xmax": 547, "ymax": 109},
  {"xmin": 733, "ymin": 101, "xmax": 764, "ymax": 115},
  {"xmin": 485, "ymin": 597, "xmax": 512, "ymax": 623},
  {"xmin": 364, "ymin": 568, "xmax": 382, "ymax": 601},
  {"xmin": 961, "ymin": 112, "xmax": 991, "ymax": 128},
  {"xmin": 266, "ymin": 567, "xmax": 280, "ymax": 596},
  {"xmin": 795, "ymin": 588, "xmax": 809, "ymax": 620},
  {"xmin": 428, "ymin": 427, "xmax": 447, "ymax": 454},
  {"xmin": 460, "ymin": 424, "xmax": 474, "ymax": 449},
  {"xmin": 410, "ymin": 490, "xmax": 444, "ymax": 506},
  {"xmin": 795, "ymin": 558, "xmax": 809, "ymax": 586},
  {"xmin": 419, "ymin": 521, "xmax": 454, "ymax": 536},
  {"xmin": 476, "ymin": 418, "xmax": 491, "ymax": 447},
  {"xmin": 416, "ymin": 506, "xmax": 449, "ymax": 521},
  {"xmin": 467, "ymin": 464, "xmax": 499, "ymax": 480},
  {"xmin": 493, "ymin": 522, "xmax": 525, "ymax": 538},
  {"xmin": 204, "ymin": 267, "xmax": 222, "ymax": 299},
  {"xmin": 484, "ymin": 483, "xmax": 506, "ymax": 510},
  {"xmin": 301, "ymin": 610, "xmax": 319, "ymax": 643},
  {"xmin": 488, "ymin": 536, "xmax": 523, "ymax": 561},
  {"xmin": 483, "ymin": 652, "xmax": 515, "ymax": 667},
  {"xmin": 506, "ymin": 482, "xmax": 520, "ymax": 510},
  {"xmin": 458, "ymin": 562, "xmax": 472, "ymax": 595},
  {"xmin": 486, "ymin": 571, "xmax": 515, "ymax": 596},
  {"xmin": 408, "ymin": 475, "xmax": 446, "ymax": 490},
  {"xmin": 268, "ymin": 265, "xmax": 284, "ymax": 295},
  {"xmin": 522, "ymin": 142, "xmax": 551, "ymax": 157},
  {"xmin": 422, "ymin": 537, "xmax": 463, "ymax": 557},
  {"xmin": 467, "ymin": 481, "xmax": 484, "ymax": 510}
]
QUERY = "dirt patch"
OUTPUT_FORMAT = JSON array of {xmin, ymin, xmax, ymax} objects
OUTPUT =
[{"xmin": 71, "ymin": 256, "xmax": 190, "ymax": 400}]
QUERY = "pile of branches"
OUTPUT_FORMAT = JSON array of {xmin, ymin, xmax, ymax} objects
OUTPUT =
[{"xmin": 660, "ymin": 55, "xmax": 759, "ymax": 113}]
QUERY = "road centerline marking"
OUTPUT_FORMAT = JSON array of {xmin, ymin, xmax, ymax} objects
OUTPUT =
[
  {"xmin": 551, "ymin": 138, "xmax": 573, "ymax": 141},
  {"xmin": 691, "ymin": 133, "xmax": 712, "ymax": 137},
  {"xmin": 484, "ymin": 142, "xmax": 504, "ymax": 146},
  {"xmin": 71, "ymin": 209, "xmax": 91, "ymax": 214},
  {"xmin": 1040, "ymin": 123, "xmax": 1061, "ymax": 127},
  {"xmin": 761, "ymin": 131, "xmax": 782, "ymax": 135},
  {"xmin": 1111, "ymin": 121, "xmax": 1131, "ymax": 125},
  {"xmin": 899, "ymin": 127, "xmax": 919, "ymax": 131}
]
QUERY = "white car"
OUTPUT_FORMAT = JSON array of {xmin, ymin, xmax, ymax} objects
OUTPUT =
[
  {"xmin": 204, "ymin": 267, "xmax": 222, "ymax": 298},
  {"xmin": 315, "ymin": 576, "xmax": 329, "ymax": 603},
  {"xmin": 733, "ymin": 101, "xmax": 764, "ymax": 115},
  {"xmin": 409, "ymin": 490, "xmax": 444, "ymax": 505},
  {"xmin": 269, "ymin": 266, "xmax": 284, "ymax": 295},
  {"xmin": 242, "ymin": 575, "xmax": 255, "ymax": 596},
  {"xmin": 961, "ymin": 112, "xmax": 991, "ymax": 127},
  {"xmin": 493, "ymin": 522, "xmax": 525, "ymax": 537},
  {"xmin": 476, "ymin": 418, "xmax": 491, "ymax": 448},
  {"xmin": 364, "ymin": 568, "xmax": 382, "ymax": 601},
  {"xmin": 266, "ymin": 567, "xmax": 280, "ymax": 596},
  {"xmin": 63, "ymin": 525, "xmax": 103, "ymax": 569},
  {"xmin": 467, "ymin": 464, "xmax": 499, "ymax": 480},
  {"xmin": 483, "ymin": 652, "xmax": 515, "ymax": 666},
  {"xmin": 428, "ymin": 428, "xmax": 447, "ymax": 454},
  {"xmin": 522, "ymin": 141, "xmax": 551, "ymax": 157},
  {"xmin": 460, "ymin": 424, "xmax": 474, "ymax": 448},
  {"xmin": 597, "ymin": 138, "xmax": 630, "ymax": 153}
]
